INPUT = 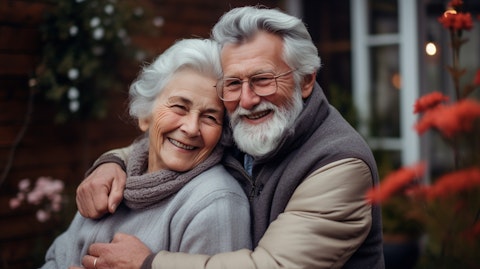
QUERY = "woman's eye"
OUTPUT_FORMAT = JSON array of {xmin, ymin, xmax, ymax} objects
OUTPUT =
[
  {"xmin": 204, "ymin": 115, "xmax": 220, "ymax": 124},
  {"xmin": 170, "ymin": 104, "xmax": 187, "ymax": 113},
  {"xmin": 173, "ymin": 104, "xmax": 186, "ymax": 109}
]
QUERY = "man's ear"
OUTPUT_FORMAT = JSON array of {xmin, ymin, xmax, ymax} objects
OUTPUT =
[
  {"xmin": 301, "ymin": 72, "xmax": 317, "ymax": 99},
  {"xmin": 138, "ymin": 117, "xmax": 150, "ymax": 132}
]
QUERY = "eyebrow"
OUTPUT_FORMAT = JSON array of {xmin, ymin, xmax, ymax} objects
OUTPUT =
[
  {"xmin": 169, "ymin": 96, "xmax": 223, "ymax": 114},
  {"xmin": 224, "ymin": 69, "xmax": 276, "ymax": 79}
]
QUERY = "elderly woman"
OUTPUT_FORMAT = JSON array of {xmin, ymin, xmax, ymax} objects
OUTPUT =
[{"xmin": 40, "ymin": 39, "xmax": 251, "ymax": 269}]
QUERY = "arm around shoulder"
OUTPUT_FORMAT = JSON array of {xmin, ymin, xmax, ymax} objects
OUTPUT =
[{"xmin": 148, "ymin": 158, "xmax": 373, "ymax": 269}]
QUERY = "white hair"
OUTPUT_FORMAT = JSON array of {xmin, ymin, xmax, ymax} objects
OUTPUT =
[
  {"xmin": 211, "ymin": 6, "xmax": 321, "ymax": 86},
  {"xmin": 129, "ymin": 39, "xmax": 222, "ymax": 120}
]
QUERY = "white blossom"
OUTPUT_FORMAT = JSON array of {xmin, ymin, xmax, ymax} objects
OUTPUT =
[
  {"xmin": 69, "ymin": 25, "xmax": 78, "ymax": 36},
  {"xmin": 69, "ymin": 100, "xmax": 80, "ymax": 112},
  {"xmin": 90, "ymin": 17, "xmax": 101, "ymax": 28},
  {"xmin": 104, "ymin": 4, "xmax": 114, "ymax": 15},
  {"xmin": 68, "ymin": 68, "xmax": 79, "ymax": 80},
  {"xmin": 93, "ymin": 27, "xmax": 104, "ymax": 40},
  {"xmin": 68, "ymin": 87, "xmax": 79, "ymax": 100}
]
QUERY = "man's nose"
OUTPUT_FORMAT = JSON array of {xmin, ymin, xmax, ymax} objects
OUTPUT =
[{"xmin": 238, "ymin": 82, "xmax": 261, "ymax": 110}]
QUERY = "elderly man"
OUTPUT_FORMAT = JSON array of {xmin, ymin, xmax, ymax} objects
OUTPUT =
[{"xmin": 73, "ymin": 6, "xmax": 384, "ymax": 269}]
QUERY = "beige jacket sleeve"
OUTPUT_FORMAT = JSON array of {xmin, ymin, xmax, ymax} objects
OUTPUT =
[
  {"xmin": 93, "ymin": 146, "xmax": 132, "ymax": 167},
  {"xmin": 151, "ymin": 158, "xmax": 373, "ymax": 269}
]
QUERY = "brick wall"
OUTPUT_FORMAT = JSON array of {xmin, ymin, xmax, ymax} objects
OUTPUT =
[{"xmin": 0, "ymin": 0, "xmax": 279, "ymax": 268}]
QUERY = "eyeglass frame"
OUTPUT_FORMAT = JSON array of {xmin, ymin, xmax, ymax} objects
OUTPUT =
[{"xmin": 215, "ymin": 69, "xmax": 296, "ymax": 101}]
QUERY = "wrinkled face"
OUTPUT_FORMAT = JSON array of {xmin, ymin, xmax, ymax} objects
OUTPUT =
[
  {"xmin": 139, "ymin": 69, "xmax": 224, "ymax": 172},
  {"xmin": 220, "ymin": 31, "xmax": 313, "ymax": 157},
  {"xmin": 220, "ymin": 31, "xmax": 298, "ymax": 119}
]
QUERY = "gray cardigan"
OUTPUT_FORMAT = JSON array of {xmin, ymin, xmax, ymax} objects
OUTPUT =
[{"xmin": 40, "ymin": 164, "xmax": 251, "ymax": 269}]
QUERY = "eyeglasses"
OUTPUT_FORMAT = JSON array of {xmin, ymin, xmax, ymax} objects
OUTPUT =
[{"xmin": 215, "ymin": 69, "xmax": 295, "ymax": 101}]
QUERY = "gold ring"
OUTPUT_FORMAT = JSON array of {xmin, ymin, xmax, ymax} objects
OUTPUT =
[{"xmin": 93, "ymin": 257, "xmax": 98, "ymax": 269}]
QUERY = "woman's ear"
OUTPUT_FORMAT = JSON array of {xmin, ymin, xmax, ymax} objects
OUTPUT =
[
  {"xmin": 301, "ymin": 72, "xmax": 317, "ymax": 99},
  {"xmin": 138, "ymin": 117, "xmax": 150, "ymax": 132}
]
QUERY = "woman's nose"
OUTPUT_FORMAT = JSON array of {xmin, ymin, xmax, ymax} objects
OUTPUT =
[{"xmin": 180, "ymin": 114, "xmax": 201, "ymax": 137}]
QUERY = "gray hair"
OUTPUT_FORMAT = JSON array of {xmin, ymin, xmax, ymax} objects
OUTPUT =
[
  {"xmin": 211, "ymin": 6, "xmax": 321, "ymax": 85},
  {"xmin": 129, "ymin": 38, "xmax": 222, "ymax": 120}
]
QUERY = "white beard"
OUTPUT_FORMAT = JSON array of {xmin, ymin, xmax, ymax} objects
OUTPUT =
[{"xmin": 229, "ymin": 89, "xmax": 304, "ymax": 158}]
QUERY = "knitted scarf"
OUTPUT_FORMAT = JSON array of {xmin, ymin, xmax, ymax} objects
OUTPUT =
[{"xmin": 124, "ymin": 137, "xmax": 224, "ymax": 209}]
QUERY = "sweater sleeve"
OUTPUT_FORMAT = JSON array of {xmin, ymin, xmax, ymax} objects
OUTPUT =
[
  {"xmin": 150, "ymin": 158, "xmax": 373, "ymax": 269},
  {"xmin": 40, "ymin": 213, "xmax": 89, "ymax": 269},
  {"xmin": 174, "ymin": 188, "xmax": 252, "ymax": 255}
]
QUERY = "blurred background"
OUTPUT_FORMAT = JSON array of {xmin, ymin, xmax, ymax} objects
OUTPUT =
[{"xmin": 1, "ymin": 0, "xmax": 479, "ymax": 268}]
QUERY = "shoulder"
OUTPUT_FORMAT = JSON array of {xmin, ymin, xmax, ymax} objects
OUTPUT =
[
  {"xmin": 178, "ymin": 164, "xmax": 247, "ymax": 202},
  {"xmin": 298, "ymin": 158, "xmax": 373, "ymax": 201},
  {"xmin": 191, "ymin": 164, "xmax": 242, "ymax": 190}
]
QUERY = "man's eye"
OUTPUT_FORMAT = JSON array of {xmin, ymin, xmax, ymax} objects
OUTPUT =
[
  {"xmin": 225, "ymin": 79, "xmax": 241, "ymax": 87},
  {"xmin": 207, "ymin": 115, "xmax": 218, "ymax": 122},
  {"xmin": 251, "ymin": 76, "xmax": 273, "ymax": 86}
]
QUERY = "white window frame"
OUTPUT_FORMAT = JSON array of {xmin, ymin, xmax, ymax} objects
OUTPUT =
[{"xmin": 351, "ymin": 0, "xmax": 420, "ymax": 166}]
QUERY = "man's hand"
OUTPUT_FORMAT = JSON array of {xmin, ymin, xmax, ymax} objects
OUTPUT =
[
  {"xmin": 76, "ymin": 163, "xmax": 126, "ymax": 218},
  {"xmin": 81, "ymin": 233, "xmax": 152, "ymax": 269}
]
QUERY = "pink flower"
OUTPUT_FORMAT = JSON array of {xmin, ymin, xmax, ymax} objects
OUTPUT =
[
  {"xmin": 27, "ymin": 190, "xmax": 44, "ymax": 205},
  {"xmin": 9, "ymin": 198, "xmax": 22, "ymax": 209},
  {"xmin": 18, "ymin": 178, "xmax": 31, "ymax": 192},
  {"xmin": 36, "ymin": 209, "xmax": 50, "ymax": 222},
  {"xmin": 10, "ymin": 176, "xmax": 65, "ymax": 223}
]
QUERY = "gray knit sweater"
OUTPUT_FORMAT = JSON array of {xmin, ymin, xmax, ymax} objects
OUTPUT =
[{"xmin": 40, "ymin": 164, "xmax": 251, "ymax": 268}]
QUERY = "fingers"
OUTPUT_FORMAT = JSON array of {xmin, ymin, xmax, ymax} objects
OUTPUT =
[
  {"xmin": 111, "ymin": 232, "xmax": 132, "ymax": 242},
  {"xmin": 87, "ymin": 241, "xmax": 109, "ymax": 258},
  {"xmin": 107, "ymin": 171, "xmax": 127, "ymax": 214},
  {"xmin": 76, "ymin": 163, "xmax": 126, "ymax": 218},
  {"xmin": 76, "ymin": 177, "xmax": 109, "ymax": 219},
  {"xmin": 81, "ymin": 254, "xmax": 98, "ymax": 269}
]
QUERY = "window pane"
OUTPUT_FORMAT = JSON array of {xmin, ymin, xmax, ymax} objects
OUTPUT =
[
  {"xmin": 368, "ymin": 0, "xmax": 398, "ymax": 35},
  {"xmin": 369, "ymin": 45, "xmax": 400, "ymax": 137}
]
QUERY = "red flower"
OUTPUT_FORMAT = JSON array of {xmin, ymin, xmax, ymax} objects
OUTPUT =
[
  {"xmin": 414, "ymin": 99, "xmax": 480, "ymax": 137},
  {"xmin": 448, "ymin": 0, "xmax": 463, "ymax": 9},
  {"xmin": 474, "ymin": 69, "xmax": 480, "ymax": 86},
  {"xmin": 426, "ymin": 168, "xmax": 480, "ymax": 200},
  {"xmin": 413, "ymin": 91, "xmax": 449, "ymax": 114},
  {"xmin": 438, "ymin": 12, "xmax": 473, "ymax": 31},
  {"xmin": 470, "ymin": 222, "xmax": 480, "ymax": 237},
  {"xmin": 366, "ymin": 163, "xmax": 426, "ymax": 204}
]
